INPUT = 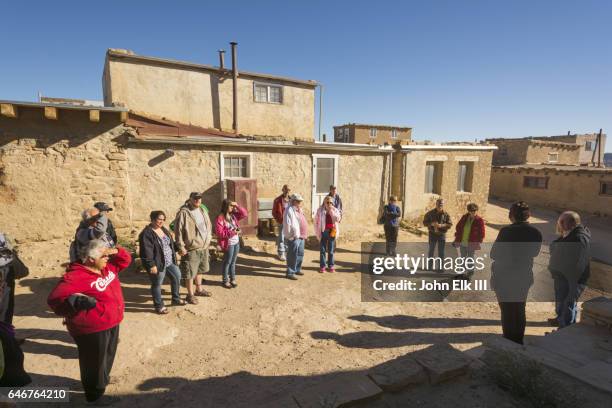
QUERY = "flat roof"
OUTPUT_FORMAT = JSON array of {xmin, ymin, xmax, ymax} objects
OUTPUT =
[
  {"xmin": 334, "ymin": 123, "xmax": 412, "ymax": 130},
  {"xmin": 107, "ymin": 49, "xmax": 318, "ymax": 88},
  {"xmin": 399, "ymin": 144, "xmax": 497, "ymax": 151},
  {"xmin": 0, "ymin": 99, "xmax": 128, "ymax": 112},
  {"xmin": 494, "ymin": 164, "xmax": 611, "ymax": 173}
]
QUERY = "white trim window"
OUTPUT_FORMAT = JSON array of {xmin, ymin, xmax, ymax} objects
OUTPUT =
[
  {"xmin": 391, "ymin": 129, "xmax": 398, "ymax": 139},
  {"xmin": 253, "ymin": 82, "xmax": 283, "ymax": 104},
  {"xmin": 548, "ymin": 152, "xmax": 559, "ymax": 163},
  {"xmin": 343, "ymin": 127, "xmax": 349, "ymax": 142},
  {"xmin": 220, "ymin": 152, "xmax": 253, "ymax": 180},
  {"xmin": 369, "ymin": 128, "xmax": 377, "ymax": 138}
]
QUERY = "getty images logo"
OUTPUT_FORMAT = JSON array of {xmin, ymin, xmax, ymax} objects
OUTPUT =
[{"xmin": 90, "ymin": 271, "xmax": 116, "ymax": 292}]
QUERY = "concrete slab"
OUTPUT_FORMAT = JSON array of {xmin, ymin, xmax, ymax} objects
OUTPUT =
[
  {"xmin": 292, "ymin": 373, "xmax": 382, "ymax": 408},
  {"xmin": 413, "ymin": 343, "xmax": 472, "ymax": 384},
  {"xmin": 367, "ymin": 354, "xmax": 427, "ymax": 392}
]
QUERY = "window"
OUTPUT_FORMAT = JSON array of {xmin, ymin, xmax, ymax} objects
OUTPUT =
[
  {"xmin": 221, "ymin": 154, "xmax": 251, "ymax": 179},
  {"xmin": 343, "ymin": 127, "xmax": 350, "ymax": 142},
  {"xmin": 523, "ymin": 176, "xmax": 548, "ymax": 189},
  {"xmin": 457, "ymin": 162, "xmax": 474, "ymax": 192},
  {"xmin": 425, "ymin": 162, "xmax": 443, "ymax": 194},
  {"xmin": 391, "ymin": 129, "xmax": 398, "ymax": 139},
  {"xmin": 600, "ymin": 181, "xmax": 612, "ymax": 196},
  {"xmin": 548, "ymin": 152, "xmax": 559, "ymax": 163},
  {"xmin": 369, "ymin": 128, "xmax": 377, "ymax": 138},
  {"xmin": 316, "ymin": 158, "xmax": 335, "ymax": 194},
  {"xmin": 585, "ymin": 141, "xmax": 593, "ymax": 151},
  {"xmin": 253, "ymin": 83, "xmax": 283, "ymax": 104}
]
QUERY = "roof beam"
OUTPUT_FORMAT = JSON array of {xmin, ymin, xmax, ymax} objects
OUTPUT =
[
  {"xmin": 89, "ymin": 109, "xmax": 100, "ymax": 122},
  {"xmin": 120, "ymin": 111, "xmax": 128, "ymax": 123},
  {"xmin": 0, "ymin": 103, "xmax": 17, "ymax": 118},
  {"xmin": 44, "ymin": 106, "xmax": 58, "ymax": 120}
]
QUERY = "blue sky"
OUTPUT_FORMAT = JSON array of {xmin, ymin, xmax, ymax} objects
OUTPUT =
[{"xmin": 1, "ymin": 1, "xmax": 610, "ymax": 151}]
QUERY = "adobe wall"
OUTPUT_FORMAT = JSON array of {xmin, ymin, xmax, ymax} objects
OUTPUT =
[
  {"xmin": 524, "ymin": 143, "xmax": 580, "ymax": 165},
  {"xmin": 401, "ymin": 149, "xmax": 493, "ymax": 224},
  {"xmin": 490, "ymin": 167, "xmax": 612, "ymax": 217}
]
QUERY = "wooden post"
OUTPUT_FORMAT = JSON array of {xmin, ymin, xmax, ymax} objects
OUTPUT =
[
  {"xmin": 44, "ymin": 106, "xmax": 58, "ymax": 120},
  {"xmin": 0, "ymin": 103, "xmax": 17, "ymax": 118},
  {"xmin": 89, "ymin": 110, "xmax": 100, "ymax": 123}
]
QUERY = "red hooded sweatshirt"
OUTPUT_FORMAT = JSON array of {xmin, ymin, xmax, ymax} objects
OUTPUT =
[{"xmin": 48, "ymin": 247, "xmax": 131, "ymax": 337}]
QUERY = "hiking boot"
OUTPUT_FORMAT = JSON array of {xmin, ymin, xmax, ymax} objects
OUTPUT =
[
  {"xmin": 295, "ymin": 271, "xmax": 304, "ymax": 276},
  {"xmin": 286, "ymin": 275, "xmax": 298, "ymax": 280}
]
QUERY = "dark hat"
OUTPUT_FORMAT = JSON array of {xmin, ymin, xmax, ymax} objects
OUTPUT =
[
  {"xmin": 189, "ymin": 192, "xmax": 203, "ymax": 200},
  {"xmin": 94, "ymin": 202, "xmax": 113, "ymax": 212}
]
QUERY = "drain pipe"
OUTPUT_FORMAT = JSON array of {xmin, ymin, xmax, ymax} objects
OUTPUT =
[
  {"xmin": 230, "ymin": 42, "xmax": 238, "ymax": 134},
  {"xmin": 218, "ymin": 49, "xmax": 226, "ymax": 70}
]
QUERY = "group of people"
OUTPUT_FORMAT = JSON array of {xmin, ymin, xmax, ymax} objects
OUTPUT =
[{"xmin": 0, "ymin": 186, "xmax": 592, "ymax": 403}]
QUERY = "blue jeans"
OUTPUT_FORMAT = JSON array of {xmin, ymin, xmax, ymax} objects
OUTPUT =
[
  {"xmin": 428, "ymin": 235, "xmax": 446, "ymax": 269},
  {"xmin": 277, "ymin": 226, "xmax": 286, "ymax": 256},
  {"xmin": 149, "ymin": 263, "xmax": 181, "ymax": 309},
  {"xmin": 222, "ymin": 243, "xmax": 240, "ymax": 283},
  {"xmin": 553, "ymin": 275, "xmax": 585, "ymax": 328},
  {"xmin": 320, "ymin": 229, "xmax": 335, "ymax": 268},
  {"xmin": 286, "ymin": 238, "xmax": 305, "ymax": 276}
]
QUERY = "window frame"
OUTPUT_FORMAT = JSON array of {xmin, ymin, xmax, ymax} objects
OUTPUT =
[
  {"xmin": 523, "ymin": 176, "xmax": 549, "ymax": 189},
  {"xmin": 457, "ymin": 161, "xmax": 474, "ymax": 193},
  {"xmin": 424, "ymin": 161, "xmax": 443, "ymax": 194},
  {"xmin": 253, "ymin": 82, "xmax": 283, "ymax": 104},
  {"xmin": 585, "ymin": 141, "xmax": 593, "ymax": 151},
  {"xmin": 600, "ymin": 181, "xmax": 612, "ymax": 196},
  {"xmin": 391, "ymin": 129, "xmax": 398, "ymax": 139},
  {"xmin": 369, "ymin": 128, "xmax": 377, "ymax": 138},
  {"xmin": 220, "ymin": 152, "xmax": 253, "ymax": 180},
  {"xmin": 548, "ymin": 152, "xmax": 559, "ymax": 163}
]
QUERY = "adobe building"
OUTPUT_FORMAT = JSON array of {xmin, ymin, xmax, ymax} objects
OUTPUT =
[
  {"xmin": 0, "ymin": 47, "xmax": 394, "ymax": 243},
  {"xmin": 487, "ymin": 132, "xmax": 610, "ymax": 217},
  {"xmin": 391, "ymin": 144, "xmax": 496, "ymax": 223},
  {"xmin": 333, "ymin": 123, "xmax": 412, "ymax": 145}
]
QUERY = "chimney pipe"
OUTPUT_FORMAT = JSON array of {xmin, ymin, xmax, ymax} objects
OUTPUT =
[
  {"xmin": 230, "ymin": 42, "xmax": 238, "ymax": 134},
  {"xmin": 218, "ymin": 50, "xmax": 226, "ymax": 70}
]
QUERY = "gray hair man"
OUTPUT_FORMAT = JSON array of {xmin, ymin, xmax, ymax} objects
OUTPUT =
[
  {"xmin": 69, "ymin": 208, "xmax": 115, "ymax": 263},
  {"xmin": 548, "ymin": 211, "xmax": 591, "ymax": 328}
]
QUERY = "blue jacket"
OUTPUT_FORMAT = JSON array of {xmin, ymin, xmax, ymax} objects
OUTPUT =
[{"xmin": 384, "ymin": 204, "xmax": 401, "ymax": 227}]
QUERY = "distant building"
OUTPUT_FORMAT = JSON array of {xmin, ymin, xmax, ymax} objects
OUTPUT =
[
  {"xmin": 604, "ymin": 152, "xmax": 612, "ymax": 168},
  {"xmin": 486, "ymin": 133, "xmax": 607, "ymax": 166},
  {"xmin": 333, "ymin": 123, "xmax": 412, "ymax": 145}
]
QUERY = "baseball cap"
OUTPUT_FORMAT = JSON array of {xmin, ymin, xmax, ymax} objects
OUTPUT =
[
  {"xmin": 94, "ymin": 202, "xmax": 113, "ymax": 212},
  {"xmin": 290, "ymin": 193, "xmax": 304, "ymax": 202},
  {"xmin": 189, "ymin": 192, "xmax": 203, "ymax": 200}
]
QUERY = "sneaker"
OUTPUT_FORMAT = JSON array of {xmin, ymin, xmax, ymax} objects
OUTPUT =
[
  {"xmin": 230, "ymin": 280, "xmax": 238, "ymax": 288},
  {"xmin": 279, "ymin": 254, "xmax": 286, "ymax": 261},
  {"xmin": 88, "ymin": 395, "xmax": 121, "ymax": 406},
  {"xmin": 223, "ymin": 282, "xmax": 232, "ymax": 289},
  {"xmin": 319, "ymin": 267, "xmax": 325, "ymax": 273},
  {"xmin": 286, "ymin": 275, "xmax": 298, "ymax": 280},
  {"xmin": 295, "ymin": 271, "xmax": 304, "ymax": 276},
  {"xmin": 327, "ymin": 267, "xmax": 335, "ymax": 273}
]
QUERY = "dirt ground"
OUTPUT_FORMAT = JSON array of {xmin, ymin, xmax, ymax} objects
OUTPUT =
[{"xmin": 11, "ymin": 200, "xmax": 606, "ymax": 407}]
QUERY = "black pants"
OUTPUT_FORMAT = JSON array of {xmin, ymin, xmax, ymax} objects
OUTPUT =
[
  {"xmin": 384, "ymin": 225, "xmax": 399, "ymax": 255},
  {"xmin": 74, "ymin": 325, "xmax": 120, "ymax": 402},
  {"xmin": 498, "ymin": 302, "xmax": 526, "ymax": 345}
]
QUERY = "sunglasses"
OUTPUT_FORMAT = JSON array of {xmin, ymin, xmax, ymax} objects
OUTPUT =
[{"xmin": 157, "ymin": 218, "xmax": 166, "ymax": 221}]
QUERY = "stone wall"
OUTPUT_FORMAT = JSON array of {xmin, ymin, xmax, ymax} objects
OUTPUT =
[
  {"xmin": 104, "ymin": 54, "xmax": 316, "ymax": 141},
  {"xmin": 489, "ymin": 139, "xmax": 530, "ymax": 165},
  {"xmin": 0, "ymin": 107, "xmax": 131, "ymax": 242},
  {"xmin": 524, "ymin": 143, "xmax": 580, "ymax": 165},
  {"xmin": 401, "ymin": 149, "xmax": 493, "ymax": 224},
  {"xmin": 126, "ymin": 144, "xmax": 390, "ymax": 235},
  {"xmin": 490, "ymin": 167, "xmax": 612, "ymax": 216}
]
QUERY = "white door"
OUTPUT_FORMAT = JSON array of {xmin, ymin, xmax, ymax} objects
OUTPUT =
[{"xmin": 311, "ymin": 154, "xmax": 339, "ymax": 217}]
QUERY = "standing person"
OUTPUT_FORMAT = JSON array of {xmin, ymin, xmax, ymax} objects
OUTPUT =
[
  {"xmin": 491, "ymin": 201, "xmax": 542, "ymax": 345},
  {"xmin": 272, "ymin": 185, "xmax": 291, "ymax": 261},
  {"xmin": 453, "ymin": 203, "xmax": 486, "ymax": 278},
  {"xmin": 173, "ymin": 192, "xmax": 213, "ymax": 304},
  {"xmin": 0, "ymin": 233, "xmax": 29, "ymax": 326},
  {"xmin": 215, "ymin": 200, "xmax": 248, "ymax": 288},
  {"xmin": 423, "ymin": 199, "xmax": 452, "ymax": 269},
  {"xmin": 70, "ymin": 208, "xmax": 115, "ymax": 263},
  {"xmin": 382, "ymin": 196, "xmax": 402, "ymax": 256},
  {"xmin": 283, "ymin": 194, "xmax": 308, "ymax": 280},
  {"xmin": 93, "ymin": 202, "xmax": 118, "ymax": 244},
  {"xmin": 329, "ymin": 185, "xmax": 343, "ymax": 214},
  {"xmin": 48, "ymin": 240, "xmax": 131, "ymax": 405},
  {"xmin": 138, "ymin": 211, "xmax": 185, "ymax": 314},
  {"xmin": 548, "ymin": 211, "xmax": 591, "ymax": 328},
  {"xmin": 315, "ymin": 196, "xmax": 342, "ymax": 273}
]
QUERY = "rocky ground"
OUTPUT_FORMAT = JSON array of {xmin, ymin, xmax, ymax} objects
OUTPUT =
[{"xmin": 11, "ymin": 200, "xmax": 609, "ymax": 407}]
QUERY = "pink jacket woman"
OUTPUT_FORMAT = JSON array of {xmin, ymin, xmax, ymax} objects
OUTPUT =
[
  {"xmin": 215, "ymin": 205, "xmax": 248, "ymax": 251},
  {"xmin": 314, "ymin": 204, "xmax": 342, "ymax": 240}
]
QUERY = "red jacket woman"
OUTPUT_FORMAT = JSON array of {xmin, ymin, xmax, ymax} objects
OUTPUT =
[
  {"xmin": 215, "ymin": 204, "xmax": 248, "ymax": 252},
  {"xmin": 454, "ymin": 207, "xmax": 485, "ymax": 251},
  {"xmin": 48, "ymin": 246, "xmax": 131, "ymax": 337}
]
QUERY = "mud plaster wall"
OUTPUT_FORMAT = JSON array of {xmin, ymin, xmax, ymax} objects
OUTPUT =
[
  {"xmin": 401, "ymin": 149, "xmax": 493, "ymax": 224},
  {"xmin": 0, "ymin": 108, "xmax": 131, "ymax": 242}
]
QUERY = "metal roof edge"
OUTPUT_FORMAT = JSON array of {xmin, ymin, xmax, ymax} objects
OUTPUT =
[{"xmin": 0, "ymin": 100, "xmax": 128, "ymax": 112}]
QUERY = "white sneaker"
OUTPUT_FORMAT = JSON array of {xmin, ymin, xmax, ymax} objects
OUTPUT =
[{"xmin": 279, "ymin": 254, "xmax": 286, "ymax": 261}]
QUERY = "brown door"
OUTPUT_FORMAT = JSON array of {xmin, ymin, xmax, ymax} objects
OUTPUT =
[{"xmin": 226, "ymin": 179, "xmax": 258, "ymax": 235}]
